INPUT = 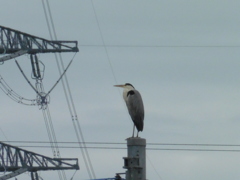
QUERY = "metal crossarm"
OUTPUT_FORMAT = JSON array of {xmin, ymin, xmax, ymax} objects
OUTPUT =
[
  {"xmin": 0, "ymin": 168, "xmax": 28, "ymax": 180},
  {"xmin": 0, "ymin": 25, "xmax": 79, "ymax": 61},
  {"xmin": 0, "ymin": 141, "xmax": 79, "ymax": 172}
]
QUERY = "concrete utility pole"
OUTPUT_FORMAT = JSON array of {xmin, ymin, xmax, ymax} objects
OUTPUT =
[{"xmin": 123, "ymin": 137, "xmax": 146, "ymax": 180}]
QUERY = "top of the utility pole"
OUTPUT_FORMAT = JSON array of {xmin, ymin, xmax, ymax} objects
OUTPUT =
[{"xmin": 126, "ymin": 137, "xmax": 146, "ymax": 146}]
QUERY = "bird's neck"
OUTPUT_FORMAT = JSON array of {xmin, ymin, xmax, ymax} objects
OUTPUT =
[{"xmin": 123, "ymin": 88, "xmax": 134, "ymax": 102}]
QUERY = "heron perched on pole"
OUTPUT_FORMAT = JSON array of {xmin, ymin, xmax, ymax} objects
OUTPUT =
[{"xmin": 114, "ymin": 83, "xmax": 144, "ymax": 137}]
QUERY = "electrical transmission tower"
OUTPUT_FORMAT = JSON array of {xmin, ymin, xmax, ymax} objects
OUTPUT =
[
  {"xmin": 0, "ymin": 25, "xmax": 79, "ymax": 108},
  {"xmin": 0, "ymin": 25, "xmax": 78, "ymax": 62},
  {"xmin": 0, "ymin": 141, "xmax": 79, "ymax": 180},
  {"xmin": 0, "ymin": 25, "xmax": 80, "ymax": 180}
]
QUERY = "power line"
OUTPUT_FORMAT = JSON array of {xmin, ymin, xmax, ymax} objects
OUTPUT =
[
  {"xmin": 4, "ymin": 141, "xmax": 240, "ymax": 147},
  {"xmin": 4, "ymin": 141, "xmax": 240, "ymax": 152},
  {"xmin": 90, "ymin": 0, "xmax": 118, "ymax": 85},
  {"xmin": 148, "ymin": 148, "xmax": 240, "ymax": 152},
  {"xmin": 41, "ymin": 1, "xmax": 68, "ymax": 180},
  {"xmin": 147, "ymin": 143, "xmax": 240, "ymax": 147},
  {"xmin": 147, "ymin": 154, "xmax": 163, "ymax": 180},
  {"xmin": 0, "ymin": 127, "xmax": 8, "ymax": 141},
  {"xmin": 41, "ymin": 1, "xmax": 96, "ymax": 179},
  {"xmin": 3, "ymin": 145, "xmax": 240, "ymax": 152},
  {"xmin": 78, "ymin": 44, "xmax": 240, "ymax": 48},
  {"xmin": 0, "ymin": 73, "xmax": 37, "ymax": 106},
  {"xmin": 4, "ymin": 141, "xmax": 126, "ymax": 144}
]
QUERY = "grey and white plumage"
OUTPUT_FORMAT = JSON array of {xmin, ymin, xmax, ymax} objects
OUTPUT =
[{"xmin": 114, "ymin": 83, "xmax": 144, "ymax": 137}]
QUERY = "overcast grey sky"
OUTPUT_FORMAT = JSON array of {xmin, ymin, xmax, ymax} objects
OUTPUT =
[{"xmin": 1, "ymin": 0, "xmax": 240, "ymax": 180}]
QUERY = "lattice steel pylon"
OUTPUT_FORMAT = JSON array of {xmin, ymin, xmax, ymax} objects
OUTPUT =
[
  {"xmin": 0, "ymin": 141, "xmax": 79, "ymax": 180},
  {"xmin": 0, "ymin": 25, "xmax": 79, "ymax": 62},
  {"xmin": 0, "ymin": 25, "xmax": 80, "ymax": 180}
]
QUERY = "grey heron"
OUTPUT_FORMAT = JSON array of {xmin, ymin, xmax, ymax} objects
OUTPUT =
[{"xmin": 114, "ymin": 83, "xmax": 144, "ymax": 137}]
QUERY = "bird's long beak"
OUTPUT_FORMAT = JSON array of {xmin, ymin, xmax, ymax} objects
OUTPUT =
[{"xmin": 114, "ymin": 84, "xmax": 125, "ymax": 88}]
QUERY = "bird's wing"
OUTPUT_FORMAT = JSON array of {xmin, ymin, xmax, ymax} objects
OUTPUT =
[{"xmin": 126, "ymin": 90, "xmax": 144, "ymax": 131}]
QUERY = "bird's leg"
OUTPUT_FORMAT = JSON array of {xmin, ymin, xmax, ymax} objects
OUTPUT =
[
  {"xmin": 132, "ymin": 124, "xmax": 135, "ymax": 137},
  {"xmin": 137, "ymin": 131, "xmax": 139, "ymax": 137}
]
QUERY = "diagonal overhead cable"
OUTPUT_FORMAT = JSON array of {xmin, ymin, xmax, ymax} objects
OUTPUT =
[
  {"xmin": 90, "ymin": 1, "xmax": 135, "ymax": 128},
  {"xmin": 41, "ymin": 0, "xmax": 96, "ymax": 179},
  {"xmin": 90, "ymin": 0, "xmax": 118, "ymax": 84}
]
